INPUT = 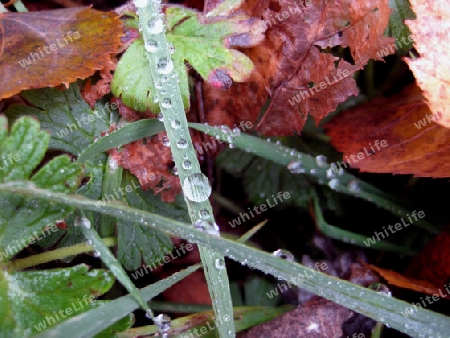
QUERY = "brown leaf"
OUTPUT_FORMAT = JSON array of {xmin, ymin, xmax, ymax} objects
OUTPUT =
[
  {"xmin": 405, "ymin": 229, "xmax": 450, "ymax": 289},
  {"xmin": 323, "ymin": 83, "xmax": 450, "ymax": 177},
  {"xmin": 0, "ymin": 7, "xmax": 122, "ymax": 99},
  {"xmin": 162, "ymin": 270, "xmax": 212, "ymax": 305},
  {"xmin": 204, "ymin": 0, "xmax": 393, "ymax": 135},
  {"xmin": 404, "ymin": 0, "xmax": 450, "ymax": 128},
  {"xmin": 239, "ymin": 296, "xmax": 353, "ymax": 338},
  {"xmin": 109, "ymin": 131, "xmax": 182, "ymax": 203},
  {"xmin": 362, "ymin": 262, "xmax": 441, "ymax": 296}
]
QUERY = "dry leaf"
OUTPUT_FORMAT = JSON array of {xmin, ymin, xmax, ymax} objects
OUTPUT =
[
  {"xmin": 204, "ymin": 0, "xmax": 394, "ymax": 135},
  {"xmin": 0, "ymin": 7, "xmax": 122, "ymax": 99},
  {"xmin": 405, "ymin": 0, "xmax": 450, "ymax": 128},
  {"xmin": 323, "ymin": 83, "xmax": 450, "ymax": 177}
]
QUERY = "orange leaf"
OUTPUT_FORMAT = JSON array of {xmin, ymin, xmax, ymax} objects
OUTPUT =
[
  {"xmin": 0, "ymin": 7, "xmax": 122, "ymax": 99},
  {"xmin": 323, "ymin": 83, "xmax": 450, "ymax": 177},
  {"xmin": 361, "ymin": 262, "xmax": 442, "ymax": 296},
  {"xmin": 404, "ymin": 0, "xmax": 450, "ymax": 128}
]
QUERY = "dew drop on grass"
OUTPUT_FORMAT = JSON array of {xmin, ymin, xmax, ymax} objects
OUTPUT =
[
  {"xmin": 273, "ymin": 249, "xmax": 294, "ymax": 261},
  {"xmin": 215, "ymin": 258, "xmax": 225, "ymax": 269},
  {"xmin": 182, "ymin": 160, "xmax": 192, "ymax": 169},
  {"xmin": 157, "ymin": 57, "xmax": 174, "ymax": 74},
  {"xmin": 93, "ymin": 251, "xmax": 101, "ymax": 257},
  {"xmin": 315, "ymin": 155, "xmax": 328, "ymax": 167},
  {"xmin": 161, "ymin": 98, "xmax": 172, "ymax": 108},
  {"xmin": 287, "ymin": 159, "xmax": 305, "ymax": 174},
  {"xmin": 147, "ymin": 18, "xmax": 164, "ymax": 34},
  {"xmin": 162, "ymin": 136, "xmax": 170, "ymax": 147},
  {"xmin": 85, "ymin": 239, "xmax": 92, "ymax": 246},
  {"xmin": 171, "ymin": 120, "xmax": 181, "ymax": 129},
  {"xmin": 172, "ymin": 167, "xmax": 179, "ymax": 176},
  {"xmin": 176, "ymin": 139, "xmax": 188, "ymax": 149},
  {"xmin": 347, "ymin": 180, "xmax": 361, "ymax": 193},
  {"xmin": 157, "ymin": 113, "xmax": 164, "ymax": 121},
  {"xmin": 328, "ymin": 178, "xmax": 339, "ymax": 190},
  {"xmin": 199, "ymin": 209, "xmax": 209, "ymax": 219},
  {"xmin": 144, "ymin": 39, "xmax": 158, "ymax": 52},
  {"xmin": 183, "ymin": 173, "xmax": 211, "ymax": 202}
]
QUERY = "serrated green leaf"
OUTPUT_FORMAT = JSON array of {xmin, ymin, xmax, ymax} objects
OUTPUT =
[
  {"xmin": 166, "ymin": 7, "xmax": 254, "ymax": 82},
  {"xmin": 6, "ymin": 83, "xmax": 111, "ymax": 156},
  {"xmin": 37, "ymin": 264, "xmax": 200, "ymax": 338},
  {"xmin": 111, "ymin": 39, "xmax": 190, "ymax": 113},
  {"xmin": 117, "ymin": 172, "xmax": 188, "ymax": 271},
  {"xmin": 0, "ymin": 116, "xmax": 83, "ymax": 261},
  {"xmin": 387, "ymin": 0, "xmax": 416, "ymax": 53},
  {"xmin": 0, "ymin": 264, "xmax": 113, "ymax": 336},
  {"xmin": 217, "ymin": 149, "xmax": 312, "ymax": 208}
]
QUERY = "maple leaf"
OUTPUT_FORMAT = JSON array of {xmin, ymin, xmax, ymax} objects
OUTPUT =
[
  {"xmin": 0, "ymin": 7, "xmax": 122, "ymax": 99},
  {"xmin": 203, "ymin": 0, "xmax": 394, "ymax": 135},
  {"xmin": 323, "ymin": 83, "xmax": 450, "ymax": 177},
  {"xmin": 404, "ymin": 0, "xmax": 450, "ymax": 128}
]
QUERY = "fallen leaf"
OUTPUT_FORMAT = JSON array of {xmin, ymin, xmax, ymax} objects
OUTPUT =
[
  {"xmin": 323, "ymin": 83, "xmax": 450, "ymax": 177},
  {"xmin": 405, "ymin": 229, "xmax": 450, "ymax": 289},
  {"xmin": 162, "ymin": 270, "xmax": 212, "ymax": 305},
  {"xmin": 0, "ymin": 7, "xmax": 122, "ymax": 99},
  {"xmin": 203, "ymin": 0, "xmax": 394, "ymax": 135},
  {"xmin": 362, "ymin": 262, "xmax": 441, "ymax": 296},
  {"xmin": 404, "ymin": 0, "xmax": 450, "ymax": 128}
]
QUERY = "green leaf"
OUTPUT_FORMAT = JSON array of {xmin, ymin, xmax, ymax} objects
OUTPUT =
[
  {"xmin": 117, "ymin": 172, "xmax": 179, "ymax": 271},
  {"xmin": 217, "ymin": 148, "xmax": 312, "ymax": 208},
  {"xmin": 4, "ymin": 185, "xmax": 450, "ymax": 338},
  {"xmin": 111, "ymin": 7, "xmax": 255, "ymax": 113},
  {"xmin": 111, "ymin": 39, "xmax": 190, "ymax": 113},
  {"xmin": 5, "ymin": 83, "xmax": 111, "ymax": 156},
  {"xmin": 244, "ymin": 277, "xmax": 280, "ymax": 307},
  {"xmin": 37, "ymin": 264, "xmax": 200, "ymax": 338},
  {"xmin": 0, "ymin": 116, "xmax": 83, "ymax": 261},
  {"xmin": 166, "ymin": 7, "xmax": 254, "ymax": 82},
  {"xmin": 0, "ymin": 264, "xmax": 113, "ymax": 335},
  {"xmin": 387, "ymin": 0, "xmax": 416, "ymax": 53}
]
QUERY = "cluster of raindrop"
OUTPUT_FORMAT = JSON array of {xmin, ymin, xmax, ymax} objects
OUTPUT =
[{"xmin": 153, "ymin": 313, "xmax": 172, "ymax": 338}]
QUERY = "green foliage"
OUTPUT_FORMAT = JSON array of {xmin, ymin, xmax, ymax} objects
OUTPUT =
[{"xmin": 387, "ymin": 0, "xmax": 416, "ymax": 53}]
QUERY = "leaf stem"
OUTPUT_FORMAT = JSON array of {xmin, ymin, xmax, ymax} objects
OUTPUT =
[{"xmin": 6, "ymin": 237, "xmax": 116, "ymax": 271}]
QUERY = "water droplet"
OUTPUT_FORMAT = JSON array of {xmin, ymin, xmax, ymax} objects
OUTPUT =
[
  {"xmin": 369, "ymin": 283, "xmax": 392, "ymax": 297},
  {"xmin": 154, "ymin": 313, "xmax": 171, "ymax": 333},
  {"xmin": 287, "ymin": 160, "xmax": 305, "ymax": 173},
  {"xmin": 160, "ymin": 75, "xmax": 169, "ymax": 82},
  {"xmin": 328, "ymin": 178, "xmax": 339, "ymax": 190},
  {"xmin": 168, "ymin": 43, "xmax": 176, "ymax": 54},
  {"xmin": 147, "ymin": 18, "xmax": 164, "ymax": 34},
  {"xmin": 182, "ymin": 160, "xmax": 192, "ymax": 169},
  {"xmin": 199, "ymin": 209, "xmax": 209, "ymax": 219},
  {"xmin": 176, "ymin": 139, "xmax": 188, "ymax": 149},
  {"xmin": 153, "ymin": 96, "xmax": 159, "ymax": 103},
  {"xmin": 144, "ymin": 39, "xmax": 158, "ymax": 52},
  {"xmin": 145, "ymin": 310, "xmax": 152, "ymax": 319},
  {"xmin": 273, "ymin": 249, "xmax": 294, "ymax": 261},
  {"xmin": 228, "ymin": 143, "xmax": 236, "ymax": 148},
  {"xmin": 326, "ymin": 167, "xmax": 336, "ymax": 178},
  {"xmin": 315, "ymin": 155, "xmax": 328, "ymax": 167},
  {"xmin": 76, "ymin": 217, "xmax": 91, "ymax": 229},
  {"xmin": 161, "ymin": 98, "xmax": 172, "ymax": 108},
  {"xmin": 134, "ymin": 0, "xmax": 148, "ymax": 8},
  {"xmin": 215, "ymin": 258, "xmax": 225, "ymax": 269},
  {"xmin": 162, "ymin": 136, "xmax": 170, "ymax": 147},
  {"xmin": 157, "ymin": 113, "xmax": 164, "ymax": 121},
  {"xmin": 183, "ymin": 173, "xmax": 211, "ymax": 202},
  {"xmin": 157, "ymin": 57, "xmax": 174, "ymax": 74},
  {"xmin": 232, "ymin": 127, "xmax": 241, "ymax": 136},
  {"xmin": 85, "ymin": 239, "xmax": 92, "ymax": 246},
  {"xmin": 310, "ymin": 168, "xmax": 316, "ymax": 174},
  {"xmin": 347, "ymin": 180, "xmax": 360, "ymax": 193},
  {"xmin": 172, "ymin": 167, "xmax": 179, "ymax": 176},
  {"xmin": 171, "ymin": 120, "xmax": 181, "ymax": 129},
  {"xmin": 93, "ymin": 250, "xmax": 101, "ymax": 257}
]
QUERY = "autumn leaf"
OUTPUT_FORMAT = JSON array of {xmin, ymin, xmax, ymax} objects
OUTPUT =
[
  {"xmin": 204, "ymin": 0, "xmax": 394, "ymax": 135},
  {"xmin": 323, "ymin": 83, "xmax": 450, "ymax": 177},
  {"xmin": 0, "ymin": 7, "xmax": 122, "ymax": 99},
  {"xmin": 404, "ymin": 0, "xmax": 450, "ymax": 128}
]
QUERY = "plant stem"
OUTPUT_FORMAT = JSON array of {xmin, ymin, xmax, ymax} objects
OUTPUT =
[{"xmin": 7, "ymin": 237, "xmax": 116, "ymax": 271}]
